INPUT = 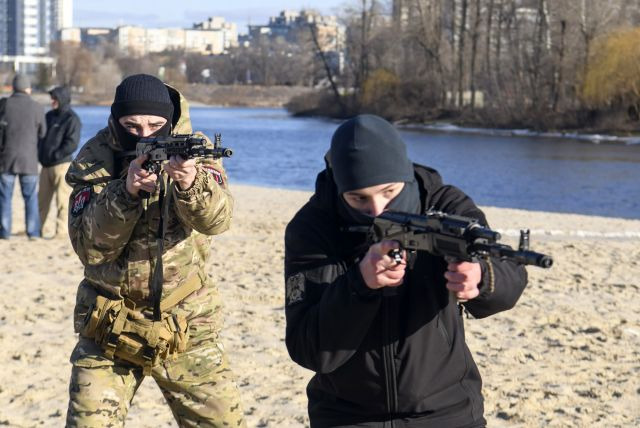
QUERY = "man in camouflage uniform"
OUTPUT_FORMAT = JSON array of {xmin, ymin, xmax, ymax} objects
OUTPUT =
[{"xmin": 64, "ymin": 74, "xmax": 245, "ymax": 427}]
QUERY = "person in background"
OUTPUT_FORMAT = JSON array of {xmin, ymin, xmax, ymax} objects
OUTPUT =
[
  {"xmin": 64, "ymin": 74, "xmax": 245, "ymax": 427},
  {"xmin": 0, "ymin": 73, "xmax": 46, "ymax": 240},
  {"xmin": 37, "ymin": 86, "xmax": 81, "ymax": 238},
  {"xmin": 284, "ymin": 114, "xmax": 528, "ymax": 427}
]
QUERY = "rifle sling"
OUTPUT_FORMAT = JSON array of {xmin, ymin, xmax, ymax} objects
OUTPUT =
[
  {"xmin": 115, "ymin": 150, "xmax": 137, "ymax": 159},
  {"xmin": 125, "ymin": 271, "xmax": 202, "ymax": 314},
  {"xmin": 153, "ymin": 180, "xmax": 203, "ymax": 313},
  {"xmin": 149, "ymin": 176, "xmax": 171, "ymax": 321},
  {"xmin": 135, "ymin": 176, "xmax": 202, "ymax": 319},
  {"xmin": 159, "ymin": 274, "xmax": 202, "ymax": 312}
]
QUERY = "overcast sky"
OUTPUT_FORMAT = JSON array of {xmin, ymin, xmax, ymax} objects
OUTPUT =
[{"xmin": 75, "ymin": 0, "xmax": 349, "ymax": 34}]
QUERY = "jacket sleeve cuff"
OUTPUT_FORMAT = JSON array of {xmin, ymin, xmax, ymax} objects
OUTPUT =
[
  {"xmin": 347, "ymin": 265, "xmax": 382, "ymax": 299},
  {"xmin": 477, "ymin": 258, "xmax": 496, "ymax": 297},
  {"xmin": 114, "ymin": 179, "xmax": 142, "ymax": 208},
  {"xmin": 174, "ymin": 168, "xmax": 208, "ymax": 200}
]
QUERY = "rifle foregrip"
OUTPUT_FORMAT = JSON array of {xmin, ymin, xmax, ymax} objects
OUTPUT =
[{"xmin": 504, "ymin": 249, "xmax": 553, "ymax": 268}]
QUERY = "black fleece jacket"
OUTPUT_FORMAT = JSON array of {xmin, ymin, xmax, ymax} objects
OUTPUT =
[
  {"xmin": 284, "ymin": 164, "xmax": 528, "ymax": 428},
  {"xmin": 38, "ymin": 87, "xmax": 81, "ymax": 167}
]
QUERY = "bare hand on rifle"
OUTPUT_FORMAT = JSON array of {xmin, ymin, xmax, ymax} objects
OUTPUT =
[
  {"xmin": 126, "ymin": 154, "xmax": 157, "ymax": 197},
  {"xmin": 163, "ymin": 155, "xmax": 197, "ymax": 190},
  {"xmin": 444, "ymin": 261, "xmax": 482, "ymax": 301},
  {"xmin": 359, "ymin": 240, "xmax": 407, "ymax": 289}
]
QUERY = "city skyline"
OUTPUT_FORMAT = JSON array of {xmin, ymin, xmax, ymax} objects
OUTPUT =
[
  {"xmin": 75, "ymin": 0, "xmax": 348, "ymax": 33},
  {"xmin": 1, "ymin": 0, "xmax": 72, "ymax": 56}
]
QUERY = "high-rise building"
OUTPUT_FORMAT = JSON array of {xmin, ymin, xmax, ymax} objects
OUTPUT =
[
  {"xmin": 50, "ymin": 0, "xmax": 72, "ymax": 34},
  {"xmin": 0, "ymin": 0, "xmax": 73, "ymax": 56},
  {"xmin": 0, "ymin": 0, "xmax": 10, "ymax": 55}
]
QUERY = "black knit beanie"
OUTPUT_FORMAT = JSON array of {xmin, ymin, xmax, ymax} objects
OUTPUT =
[
  {"xmin": 111, "ymin": 74, "xmax": 173, "ymax": 122},
  {"xmin": 330, "ymin": 114, "xmax": 414, "ymax": 193}
]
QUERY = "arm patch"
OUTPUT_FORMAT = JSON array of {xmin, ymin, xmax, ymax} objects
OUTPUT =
[
  {"xmin": 202, "ymin": 165, "xmax": 224, "ymax": 185},
  {"xmin": 286, "ymin": 272, "xmax": 306, "ymax": 306},
  {"xmin": 71, "ymin": 186, "xmax": 92, "ymax": 217}
]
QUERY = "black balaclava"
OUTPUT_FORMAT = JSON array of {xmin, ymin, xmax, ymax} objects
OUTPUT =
[
  {"xmin": 329, "ymin": 114, "xmax": 421, "ymax": 225},
  {"xmin": 110, "ymin": 74, "xmax": 174, "ymax": 150}
]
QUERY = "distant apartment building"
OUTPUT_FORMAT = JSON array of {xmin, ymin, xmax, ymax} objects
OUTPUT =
[
  {"xmin": 193, "ymin": 16, "xmax": 238, "ymax": 50},
  {"xmin": 61, "ymin": 17, "xmax": 238, "ymax": 57},
  {"xmin": 248, "ymin": 9, "xmax": 344, "ymax": 54},
  {"xmin": 59, "ymin": 26, "xmax": 111, "ymax": 48},
  {"xmin": 248, "ymin": 9, "xmax": 345, "ymax": 73},
  {"xmin": 0, "ymin": 0, "xmax": 72, "ymax": 56}
]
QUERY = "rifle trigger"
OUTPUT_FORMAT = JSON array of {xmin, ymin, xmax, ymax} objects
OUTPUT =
[{"xmin": 389, "ymin": 249, "xmax": 403, "ymax": 265}]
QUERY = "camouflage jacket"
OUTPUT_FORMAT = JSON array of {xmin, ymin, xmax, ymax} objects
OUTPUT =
[{"xmin": 66, "ymin": 87, "xmax": 232, "ymax": 339}]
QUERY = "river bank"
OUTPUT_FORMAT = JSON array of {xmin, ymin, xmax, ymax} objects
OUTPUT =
[
  {"xmin": 3, "ymin": 83, "xmax": 314, "ymax": 109},
  {"xmin": 6, "ymin": 85, "xmax": 638, "ymax": 143},
  {"xmin": 0, "ymin": 184, "xmax": 639, "ymax": 427},
  {"xmin": 284, "ymin": 90, "xmax": 640, "ymax": 144},
  {"xmin": 398, "ymin": 121, "xmax": 640, "ymax": 145}
]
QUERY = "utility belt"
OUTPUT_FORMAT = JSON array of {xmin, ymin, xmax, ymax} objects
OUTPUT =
[{"xmin": 80, "ymin": 274, "xmax": 202, "ymax": 375}]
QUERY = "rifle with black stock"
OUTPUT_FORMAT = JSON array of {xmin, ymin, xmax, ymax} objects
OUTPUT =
[
  {"xmin": 135, "ymin": 133, "xmax": 233, "ymax": 173},
  {"xmin": 116, "ymin": 132, "xmax": 233, "ymax": 320},
  {"xmin": 364, "ymin": 210, "xmax": 553, "ymax": 269}
]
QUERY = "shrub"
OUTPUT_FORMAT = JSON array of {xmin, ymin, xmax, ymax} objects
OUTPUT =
[{"xmin": 582, "ymin": 27, "xmax": 640, "ymax": 113}]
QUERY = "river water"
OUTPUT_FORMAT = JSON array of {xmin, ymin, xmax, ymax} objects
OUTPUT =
[{"xmin": 75, "ymin": 106, "xmax": 640, "ymax": 220}]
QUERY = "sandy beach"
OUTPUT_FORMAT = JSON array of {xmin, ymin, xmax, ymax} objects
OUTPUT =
[{"xmin": 0, "ymin": 183, "xmax": 639, "ymax": 427}]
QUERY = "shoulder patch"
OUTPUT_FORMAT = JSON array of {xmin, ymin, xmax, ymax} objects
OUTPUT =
[
  {"xmin": 202, "ymin": 165, "xmax": 224, "ymax": 185},
  {"xmin": 286, "ymin": 272, "xmax": 306, "ymax": 306},
  {"xmin": 71, "ymin": 186, "xmax": 92, "ymax": 217}
]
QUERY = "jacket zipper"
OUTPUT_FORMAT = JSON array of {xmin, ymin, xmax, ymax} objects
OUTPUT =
[{"xmin": 382, "ymin": 290, "xmax": 398, "ymax": 424}]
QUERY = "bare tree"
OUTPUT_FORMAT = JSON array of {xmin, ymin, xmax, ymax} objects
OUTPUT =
[
  {"xmin": 530, "ymin": 0, "xmax": 550, "ymax": 111},
  {"xmin": 342, "ymin": 1, "xmax": 384, "ymax": 95},
  {"xmin": 550, "ymin": 18, "xmax": 566, "ymax": 112},
  {"xmin": 483, "ymin": 0, "xmax": 496, "ymax": 77},
  {"xmin": 456, "ymin": 0, "xmax": 469, "ymax": 108},
  {"xmin": 308, "ymin": 23, "xmax": 347, "ymax": 114},
  {"xmin": 50, "ymin": 42, "xmax": 94, "ymax": 89},
  {"xmin": 469, "ymin": 0, "xmax": 481, "ymax": 109},
  {"xmin": 578, "ymin": 0, "xmax": 619, "ymax": 77},
  {"xmin": 412, "ymin": 0, "xmax": 447, "ymax": 105}
]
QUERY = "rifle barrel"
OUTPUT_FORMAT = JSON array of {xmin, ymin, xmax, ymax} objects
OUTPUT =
[
  {"xmin": 477, "ymin": 243, "xmax": 553, "ymax": 268},
  {"xmin": 204, "ymin": 147, "xmax": 233, "ymax": 158},
  {"xmin": 467, "ymin": 224, "xmax": 501, "ymax": 242}
]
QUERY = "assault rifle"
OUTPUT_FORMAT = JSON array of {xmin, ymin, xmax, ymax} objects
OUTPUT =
[
  {"xmin": 363, "ymin": 210, "xmax": 553, "ymax": 268},
  {"xmin": 117, "ymin": 132, "xmax": 233, "ymax": 321},
  {"xmin": 136, "ymin": 133, "xmax": 233, "ymax": 174}
]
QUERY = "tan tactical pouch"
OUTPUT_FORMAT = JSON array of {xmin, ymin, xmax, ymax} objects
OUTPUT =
[{"xmin": 80, "ymin": 276, "xmax": 201, "ymax": 375}]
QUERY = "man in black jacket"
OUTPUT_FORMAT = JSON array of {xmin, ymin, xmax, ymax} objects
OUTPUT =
[
  {"xmin": 0, "ymin": 74, "xmax": 46, "ymax": 239},
  {"xmin": 37, "ymin": 86, "xmax": 81, "ymax": 238},
  {"xmin": 284, "ymin": 114, "xmax": 528, "ymax": 427}
]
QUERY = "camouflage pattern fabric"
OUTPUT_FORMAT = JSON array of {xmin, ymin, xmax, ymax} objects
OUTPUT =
[
  {"xmin": 64, "ymin": 85, "xmax": 244, "ymax": 427},
  {"xmin": 66, "ymin": 338, "xmax": 245, "ymax": 427}
]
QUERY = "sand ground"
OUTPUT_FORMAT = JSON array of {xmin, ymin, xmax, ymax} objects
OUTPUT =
[{"xmin": 0, "ymin": 183, "xmax": 638, "ymax": 427}]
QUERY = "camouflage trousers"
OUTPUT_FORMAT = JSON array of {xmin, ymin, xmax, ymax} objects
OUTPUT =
[{"xmin": 66, "ymin": 337, "xmax": 245, "ymax": 428}]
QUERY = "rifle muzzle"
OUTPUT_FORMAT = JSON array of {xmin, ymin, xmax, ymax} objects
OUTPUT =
[{"xmin": 510, "ymin": 249, "xmax": 554, "ymax": 268}]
